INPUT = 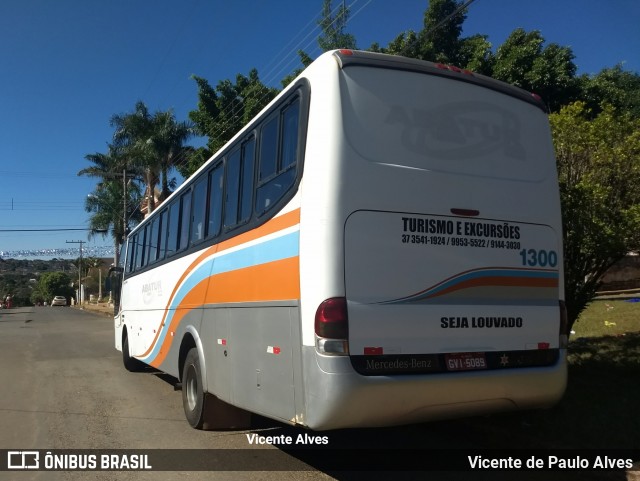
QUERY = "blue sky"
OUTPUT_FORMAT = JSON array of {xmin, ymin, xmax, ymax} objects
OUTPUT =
[{"xmin": 0, "ymin": 0, "xmax": 638, "ymax": 259}]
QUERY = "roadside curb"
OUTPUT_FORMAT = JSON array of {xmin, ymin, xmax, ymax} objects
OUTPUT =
[
  {"xmin": 594, "ymin": 288, "xmax": 640, "ymax": 301},
  {"xmin": 72, "ymin": 304, "xmax": 114, "ymax": 317}
]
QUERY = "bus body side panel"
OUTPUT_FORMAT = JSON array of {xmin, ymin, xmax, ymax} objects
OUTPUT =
[
  {"xmin": 140, "ymin": 205, "xmax": 302, "ymax": 424},
  {"xmin": 197, "ymin": 302, "xmax": 300, "ymax": 422},
  {"xmin": 113, "ymin": 54, "xmax": 312, "ymax": 428},
  {"xmin": 225, "ymin": 302, "xmax": 299, "ymax": 422},
  {"xmin": 203, "ymin": 206, "xmax": 300, "ymax": 423},
  {"xmin": 119, "ymin": 251, "xmax": 207, "ymax": 378},
  {"xmin": 200, "ymin": 307, "xmax": 231, "ymax": 400}
]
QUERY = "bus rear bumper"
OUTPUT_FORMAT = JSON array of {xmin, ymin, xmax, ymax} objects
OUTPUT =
[{"xmin": 301, "ymin": 347, "xmax": 567, "ymax": 431}]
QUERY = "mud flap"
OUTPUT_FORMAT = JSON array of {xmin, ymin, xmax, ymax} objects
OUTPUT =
[{"xmin": 202, "ymin": 394, "xmax": 252, "ymax": 430}]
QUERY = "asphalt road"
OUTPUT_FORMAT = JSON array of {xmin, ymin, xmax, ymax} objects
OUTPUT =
[
  {"xmin": 0, "ymin": 306, "xmax": 337, "ymax": 481},
  {"xmin": 0, "ymin": 307, "xmax": 632, "ymax": 481}
]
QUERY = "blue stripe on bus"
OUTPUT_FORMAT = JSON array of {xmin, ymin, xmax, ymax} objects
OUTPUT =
[
  {"xmin": 379, "ymin": 268, "xmax": 559, "ymax": 305},
  {"xmin": 141, "ymin": 229, "xmax": 299, "ymax": 362}
]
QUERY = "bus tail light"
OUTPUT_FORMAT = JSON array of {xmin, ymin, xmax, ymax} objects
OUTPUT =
[
  {"xmin": 559, "ymin": 300, "xmax": 568, "ymax": 348},
  {"xmin": 315, "ymin": 297, "xmax": 349, "ymax": 355}
]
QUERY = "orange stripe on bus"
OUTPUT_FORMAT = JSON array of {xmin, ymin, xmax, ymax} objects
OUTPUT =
[
  {"xmin": 167, "ymin": 208, "xmax": 300, "ymax": 313},
  {"xmin": 142, "ymin": 208, "xmax": 301, "ymax": 360},
  {"xmin": 149, "ymin": 279, "xmax": 210, "ymax": 368},
  {"xmin": 203, "ymin": 256, "xmax": 300, "ymax": 304},
  {"xmin": 216, "ymin": 208, "xmax": 300, "ymax": 254},
  {"xmin": 150, "ymin": 256, "xmax": 300, "ymax": 368}
]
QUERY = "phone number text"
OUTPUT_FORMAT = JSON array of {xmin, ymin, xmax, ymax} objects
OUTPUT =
[{"xmin": 401, "ymin": 235, "xmax": 521, "ymax": 250}]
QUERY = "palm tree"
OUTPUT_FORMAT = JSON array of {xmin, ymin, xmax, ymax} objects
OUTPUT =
[
  {"xmin": 111, "ymin": 102, "xmax": 195, "ymax": 215},
  {"xmin": 151, "ymin": 110, "xmax": 194, "ymax": 200},
  {"xmin": 79, "ymin": 144, "xmax": 142, "ymax": 266},
  {"xmin": 78, "ymin": 145, "xmax": 127, "ymax": 185},
  {"xmin": 84, "ymin": 178, "xmax": 142, "ymax": 266},
  {"xmin": 111, "ymin": 101, "xmax": 162, "ymax": 214}
]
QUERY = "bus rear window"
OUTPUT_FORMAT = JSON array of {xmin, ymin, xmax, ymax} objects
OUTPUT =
[{"xmin": 340, "ymin": 66, "xmax": 555, "ymax": 182}]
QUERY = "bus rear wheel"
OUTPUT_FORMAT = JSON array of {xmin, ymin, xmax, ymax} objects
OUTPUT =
[{"xmin": 182, "ymin": 348, "xmax": 206, "ymax": 429}]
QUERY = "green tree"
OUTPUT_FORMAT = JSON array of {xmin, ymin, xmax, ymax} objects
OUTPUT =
[
  {"xmin": 280, "ymin": 50, "xmax": 314, "ymax": 89},
  {"xmin": 37, "ymin": 272, "xmax": 74, "ymax": 304},
  {"xmin": 79, "ymin": 145, "xmax": 143, "ymax": 266},
  {"xmin": 111, "ymin": 102, "xmax": 160, "ymax": 213},
  {"xmin": 550, "ymin": 102, "xmax": 640, "ymax": 331},
  {"xmin": 110, "ymin": 102, "xmax": 194, "ymax": 214},
  {"xmin": 370, "ymin": 0, "xmax": 493, "ymax": 74},
  {"xmin": 317, "ymin": 0, "xmax": 356, "ymax": 52},
  {"xmin": 147, "ymin": 110, "xmax": 194, "ymax": 200},
  {"xmin": 420, "ymin": 0, "xmax": 466, "ymax": 64},
  {"xmin": 492, "ymin": 29, "xmax": 577, "ymax": 111},
  {"xmin": 85, "ymin": 178, "xmax": 143, "ymax": 265},
  {"xmin": 184, "ymin": 70, "xmax": 278, "ymax": 177},
  {"xmin": 79, "ymin": 148, "xmax": 126, "ymax": 184},
  {"xmin": 111, "ymin": 101, "xmax": 188, "ymax": 213},
  {"xmin": 457, "ymin": 33, "xmax": 493, "ymax": 75},
  {"xmin": 578, "ymin": 65, "xmax": 640, "ymax": 119},
  {"xmin": 282, "ymin": 0, "xmax": 357, "ymax": 87},
  {"xmin": 30, "ymin": 287, "xmax": 46, "ymax": 306},
  {"xmin": 185, "ymin": 0, "xmax": 359, "ymax": 176}
]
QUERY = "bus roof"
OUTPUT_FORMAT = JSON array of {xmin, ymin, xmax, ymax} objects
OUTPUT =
[{"xmin": 331, "ymin": 49, "xmax": 548, "ymax": 113}]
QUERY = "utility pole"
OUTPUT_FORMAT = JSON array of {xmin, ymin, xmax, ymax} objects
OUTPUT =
[{"xmin": 66, "ymin": 240, "xmax": 85, "ymax": 306}]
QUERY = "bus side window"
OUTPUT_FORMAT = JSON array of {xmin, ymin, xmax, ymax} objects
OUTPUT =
[
  {"xmin": 259, "ymin": 117, "xmax": 278, "ymax": 182},
  {"xmin": 147, "ymin": 216, "xmax": 160, "ymax": 264},
  {"xmin": 126, "ymin": 236, "xmax": 136, "ymax": 273},
  {"xmin": 191, "ymin": 176, "xmax": 208, "ymax": 245},
  {"xmin": 135, "ymin": 225, "xmax": 147, "ymax": 270},
  {"xmin": 166, "ymin": 200, "xmax": 180, "ymax": 257},
  {"xmin": 281, "ymin": 100, "xmax": 300, "ymax": 169},
  {"xmin": 224, "ymin": 150, "xmax": 241, "ymax": 228},
  {"xmin": 239, "ymin": 138, "xmax": 255, "ymax": 223},
  {"xmin": 178, "ymin": 190, "xmax": 192, "ymax": 251},
  {"xmin": 208, "ymin": 163, "xmax": 224, "ymax": 238},
  {"xmin": 256, "ymin": 98, "xmax": 300, "ymax": 215},
  {"xmin": 158, "ymin": 209, "xmax": 167, "ymax": 260}
]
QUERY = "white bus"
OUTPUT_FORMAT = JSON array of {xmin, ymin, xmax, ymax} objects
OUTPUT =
[{"xmin": 114, "ymin": 49, "xmax": 567, "ymax": 431}]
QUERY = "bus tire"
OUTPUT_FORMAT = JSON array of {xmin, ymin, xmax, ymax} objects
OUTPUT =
[
  {"xmin": 182, "ymin": 347, "xmax": 206, "ymax": 429},
  {"xmin": 122, "ymin": 332, "xmax": 144, "ymax": 372}
]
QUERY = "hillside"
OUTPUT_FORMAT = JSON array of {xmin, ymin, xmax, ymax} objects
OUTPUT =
[{"xmin": 0, "ymin": 258, "xmax": 103, "ymax": 307}]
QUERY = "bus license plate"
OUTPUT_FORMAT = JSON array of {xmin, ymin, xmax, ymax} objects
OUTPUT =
[{"xmin": 445, "ymin": 352, "xmax": 487, "ymax": 371}]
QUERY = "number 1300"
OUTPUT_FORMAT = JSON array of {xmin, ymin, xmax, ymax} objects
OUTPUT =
[{"xmin": 519, "ymin": 249, "xmax": 558, "ymax": 267}]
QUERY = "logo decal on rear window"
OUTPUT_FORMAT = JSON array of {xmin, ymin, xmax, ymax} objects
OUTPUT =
[{"xmin": 385, "ymin": 102, "xmax": 526, "ymax": 160}]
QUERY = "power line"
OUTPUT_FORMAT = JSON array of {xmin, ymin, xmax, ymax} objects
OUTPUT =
[
  {"xmin": 0, "ymin": 170, "xmax": 91, "ymax": 179},
  {"xmin": 83, "ymin": 0, "xmax": 373, "ymax": 221},
  {"xmin": 79, "ymin": 0, "xmax": 376, "ymax": 226},
  {"xmin": 4, "ymin": 3, "xmax": 374, "ymax": 258}
]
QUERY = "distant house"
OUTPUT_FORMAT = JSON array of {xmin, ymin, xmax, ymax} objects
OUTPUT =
[{"xmin": 599, "ymin": 254, "xmax": 640, "ymax": 291}]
